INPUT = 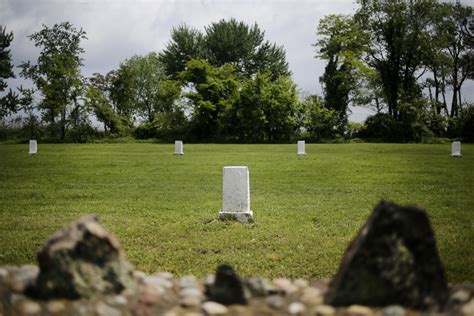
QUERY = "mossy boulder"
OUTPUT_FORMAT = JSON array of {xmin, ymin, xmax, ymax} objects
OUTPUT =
[
  {"xmin": 325, "ymin": 200, "xmax": 448, "ymax": 310},
  {"xmin": 29, "ymin": 215, "xmax": 135, "ymax": 299}
]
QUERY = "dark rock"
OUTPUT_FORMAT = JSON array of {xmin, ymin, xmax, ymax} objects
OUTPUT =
[
  {"xmin": 28, "ymin": 215, "xmax": 135, "ymax": 299},
  {"xmin": 325, "ymin": 200, "xmax": 448, "ymax": 310},
  {"xmin": 205, "ymin": 264, "xmax": 248, "ymax": 305}
]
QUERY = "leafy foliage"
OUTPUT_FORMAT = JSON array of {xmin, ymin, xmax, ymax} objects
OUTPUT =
[
  {"xmin": 316, "ymin": 14, "xmax": 368, "ymax": 124},
  {"xmin": 19, "ymin": 22, "xmax": 87, "ymax": 141},
  {"xmin": 180, "ymin": 59, "xmax": 240, "ymax": 141},
  {"xmin": 160, "ymin": 19, "xmax": 290, "ymax": 80},
  {"xmin": 300, "ymin": 95, "xmax": 339, "ymax": 141},
  {"xmin": 0, "ymin": 26, "xmax": 18, "ymax": 119}
]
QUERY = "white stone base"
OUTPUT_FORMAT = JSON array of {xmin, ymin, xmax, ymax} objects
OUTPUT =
[
  {"xmin": 218, "ymin": 210, "xmax": 254, "ymax": 224},
  {"xmin": 451, "ymin": 153, "xmax": 462, "ymax": 157},
  {"xmin": 173, "ymin": 152, "xmax": 184, "ymax": 155}
]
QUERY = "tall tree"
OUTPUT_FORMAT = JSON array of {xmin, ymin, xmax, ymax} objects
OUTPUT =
[
  {"xmin": 441, "ymin": 3, "xmax": 473, "ymax": 117},
  {"xmin": 204, "ymin": 18, "xmax": 290, "ymax": 79},
  {"xmin": 158, "ymin": 24, "xmax": 204, "ymax": 80},
  {"xmin": 315, "ymin": 14, "xmax": 368, "ymax": 130},
  {"xmin": 159, "ymin": 19, "xmax": 290, "ymax": 80},
  {"xmin": 119, "ymin": 52, "xmax": 181, "ymax": 123},
  {"xmin": 0, "ymin": 26, "xmax": 17, "ymax": 119},
  {"xmin": 234, "ymin": 71, "xmax": 299, "ymax": 142},
  {"xmin": 109, "ymin": 67, "xmax": 136, "ymax": 128},
  {"xmin": 355, "ymin": 0, "xmax": 435, "ymax": 121},
  {"xmin": 179, "ymin": 58, "xmax": 240, "ymax": 140},
  {"xmin": 86, "ymin": 72, "xmax": 123, "ymax": 134},
  {"xmin": 19, "ymin": 22, "xmax": 87, "ymax": 140}
]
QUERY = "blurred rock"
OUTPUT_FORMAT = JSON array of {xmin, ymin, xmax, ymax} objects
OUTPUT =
[
  {"xmin": 325, "ymin": 200, "xmax": 448, "ymax": 310},
  {"xmin": 288, "ymin": 301, "xmax": 306, "ymax": 315},
  {"xmin": 205, "ymin": 264, "xmax": 247, "ymax": 305},
  {"xmin": 315, "ymin": 304, "xmax": 336, "ymax": 316},
  {"xmin": 379, "ymin": 305, "xmax": 406, "ymax": 316},
  {"xmin": 201, "ymin": 301, "xmax": 228, "ymax": 315},
  {"xmin": 346, "ymin": 304, "xmax": 374, "ymax": 316},
  {"xmin": 29, "ymin": 215, "xmax": 135, "ymax": 299}
]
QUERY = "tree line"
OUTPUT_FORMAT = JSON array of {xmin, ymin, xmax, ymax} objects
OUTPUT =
[{"xmin": 1, "ymin": 0, "xmax": 473, "ymax": 143}]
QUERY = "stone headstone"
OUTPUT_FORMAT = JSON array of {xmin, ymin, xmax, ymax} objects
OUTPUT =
[
  {"xmin": 451, "ymin": 141, "xmax": 462, "ymax": 157},
  {"xmin": 325, "ymin": 200, "xmax": 448, "ymax": 310},
  {"xmin": 28, "ymin": 215, "xmax": 135, "ymax": 299},
  {"xmin": 205, "ymin": 264, "xmax": 248, "ymax": 305},
  {"xmin": 297, "ymin": 140, "xmax": 306, "ymax": 155},
  {"xmin": 218, "ymin": 166, "xmax": 253, "ymax": 223},
  {"xmin": 29, "ymin": 140, "xmax": 37, "ymax": 155},
  {"xmin": 174, "ymin": 140, "xmax": 184, "ymax": 155}
]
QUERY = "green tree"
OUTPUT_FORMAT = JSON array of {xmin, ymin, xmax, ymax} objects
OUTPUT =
[
  {"xmin": 355, "ymin": 0, "xmax": 435, "ymax": 121},
  {"xmin": 440, "ymin": 3, "xmax": 473, "ymax": 118},
  {"xmin": 424, "ymin": 3, "xmax": 452, "ymax": 117},
  {"xmin": 19, "ymin": 22, "xmax": 87, "ymax": 140},
  {"xmin": 315, "ymin": 14, "xmax": 368, "ymax": 131},
  {"xmin": 180, "ymin": 58, "xmax": 240, "ymax": 141},
  {"xmin": 85, "ymin": 73, "xmax": 124, "ymax": 135},
  {"xmin": 300, "ymin": 95, "xmax": 339, "ymax": 141},
  {"xmin": 109, "ymin": 67, "xmax": 136, "ymax": 128},
  {"xmin": 0, "ymin": 26, "xmax": 18, "ymax": 119},
  {"xmin": 234, "ymin": 72, "xmax": 299, "ymax": 142},
  {"xmin": 160, "ymin": 19, "xmax": 290, "ymax": 80},
  {"xmin": 204, "ymin": 18, "xmax": 290, "ymax": 79},
  {"xmin": 158, "ymin": 24, "xmax": 204, "ymax": 80},
  {"xmin": 122, "ymin": 52, "xmax": 181, "ymax": 123}
]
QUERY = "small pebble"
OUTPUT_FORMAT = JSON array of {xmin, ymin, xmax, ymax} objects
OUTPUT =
[
  {"xmin": 180, "ymin": 275, "xmax": 199, "ymax": 289},
  {"xmin": 380, "ymin": 305, "xmax": 405, "ymax": 316},
  {"xmin": 180, "ymin": 287, "xmax": 203, "ymax": 298},
  {"xmin": 0, "ymin": 267, "xmax": 8, "ymax": 279},
  {"xmin": 314, "ymin": 304, "xmax": 336, "ymax": 316},
  {"xmin": 96, "ymin": 301, "xmax": 122, "ymax": 316},
  {"xmin": 181, "ymin": 294, "xmax": 202, "ymax": 308},
  {"xmin": 288, "ymin": 302, "xmax": 306, "ymax": 315},
  {"xmin": 273, "ymin": 278, "xmax": 298, "ymax": 294},
  {"xmin": 133, "ymin": 271, "xmax": 146, "ymax": 282},
  {"xmin": 19, "ymin": 300, "xmax": 41, "ymax": 315},
  {"xmin": 265, "ymin": 295, "xmax": 285, "ymax": 310},
  {"xmin": 143, "ymin": 275, "xmax": 173, "ymax": 289},
  {"xmin": 46, "ymin": 300, "xmax": 66, "ymax": 314},
  {"xmin": 155, "ymin": 271, "xmax": 174, "ymax": 280},
  {"xmin": 202, "ymin": 301, "xmax": 228, "ymax": 315},
  {"xmin": 294, "ymin": 278, "xmax": 309, "ymax": 289},
  {"xmin": 140, "ymin": 292, "xmax": 162, "ymax": 305},
  {"xmin": 106, "ymin": 295, "xmax": 128, "ymax": 306},
  {"xmin": 204, "ymin": 274, "xmax": 215, "ymax": 287},
  {"xmin": 10, "ymin": 266, "xmax": 38, "ymax": 293},
  {"xmin": 461, "ymin": 299, "xmax": 474, "ymax": 316},
  {"xmin": 347, "ymin": 304, "xmax": 374, "ymax": 316},
  {"xmin": 301, "ymin": 287, "xmax": 323, "ymax": 306},
  {"xmin": 452, "ymin": 289, "xmax": 471, "ymax": 304}
]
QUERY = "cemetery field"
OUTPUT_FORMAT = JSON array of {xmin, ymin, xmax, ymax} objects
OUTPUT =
[{"xmin": 0, "ymin": 143, "xmax": 473, "ymax": 282}]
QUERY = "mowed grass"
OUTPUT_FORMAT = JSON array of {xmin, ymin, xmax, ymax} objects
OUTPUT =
[{"xmin": 0, "ymin": 143, "xmax": 473, "ymax": 282}]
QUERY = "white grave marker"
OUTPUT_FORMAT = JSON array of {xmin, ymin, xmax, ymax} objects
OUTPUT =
[
  {"xmin": 174, "ymin": 140, "xmax": 184, "ymax": 155},
  {"xmin": 218, "ymin": 166, "xmax": 253, "ymax": 223},
  {"xmin": 29, "ymin": 140, "xmax": 37, "ymax": 155},
  {"xmin": 297, "ymin": 140, "xmax": 306, "ymax": 155},
  {"xmin": 451, "ymin": 141, "xmax": 462, "ymax": 157}
]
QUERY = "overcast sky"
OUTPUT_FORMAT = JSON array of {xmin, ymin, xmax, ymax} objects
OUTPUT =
[{"xmin": 1, "ymin": 0, "xmax": 473, "ymax": 122}]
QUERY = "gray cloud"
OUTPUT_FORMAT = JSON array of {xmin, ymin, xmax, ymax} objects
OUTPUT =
[{"xmin": 1, "ymin": 0, "xmax": 472, "ymax": 123}]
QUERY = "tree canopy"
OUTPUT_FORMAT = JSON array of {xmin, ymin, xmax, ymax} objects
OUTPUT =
[
  {"xmin": 19, "ymin": 22, "xmax": 87, "ymax": 140},
  {"xmin": 0, "ymin": 26, "xmax": 17, "ymax": 119},
  {"xmin": 159, "ymin": 18, "xmax": 290, "ymax": 80}
]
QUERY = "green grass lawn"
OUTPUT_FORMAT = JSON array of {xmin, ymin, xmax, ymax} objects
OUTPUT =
[{"xmin": 0, "ymin": 143, "xmax": 472, "ymax": 282}]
